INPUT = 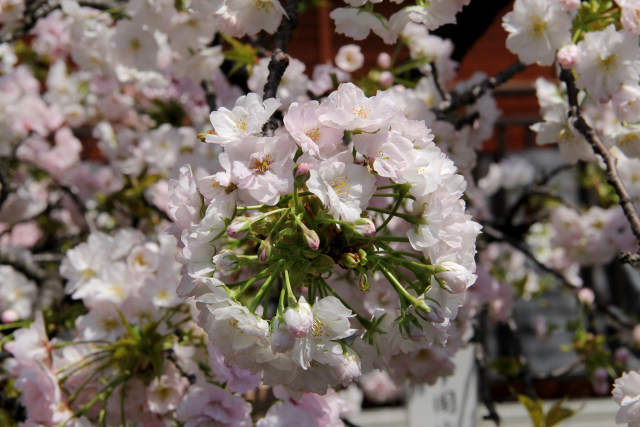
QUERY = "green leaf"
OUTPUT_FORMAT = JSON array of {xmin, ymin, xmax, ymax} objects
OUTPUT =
[
  {"xmin": 221, "ymin": 34, "xmax": 257, "ymax": 75},
  {"xmin": 517, "ymin": 394, "xmax": 545, "ymax": 427},
  {"xmin": 545, "ymin": 399, "xmax": 579, "ymax": 427}
]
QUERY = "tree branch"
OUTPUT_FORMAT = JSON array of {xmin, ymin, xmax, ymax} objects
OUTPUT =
[
  {"xmin": 262, "ymin": 0, "xmax": 301, "ymax": 136},
  {"xmin": 434, "ymin": 61, "xmax": 526, "ymax": 116},
  {"xmin": 558, "ymin": 68, "xmax": 640, "ymax": 264},
  {"xmin": 483, "ymin": 223, "xmax": 636, "ymax": 330}
]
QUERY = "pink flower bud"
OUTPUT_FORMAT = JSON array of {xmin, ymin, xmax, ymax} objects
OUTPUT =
[
  {"xmin": 1, "ymin": 310, "xmax": 19, "ymax": 323},
  {"xmin": 354, "ymin": 218, "xmax": 375, "ymax": 237},
  {"xmin": 271, "ymin": 318, "xmax": 295, "ymax": 353},
  {"xmin": 379, "ymin": 71, "xmax": 394, "ymax": 87},
  {"xmin": 212, "ymin": 251, "xmax": 238, "ymax": 275},
  {"xmin": 258, "ymin": 240, "xmax": 271, "ymax": 262},
  {"xmin": 303, "ymin": 227, "xmax": 320, "ymax": 251},
  {"xmin": 377, "ymin": 52, "xmax": 391, "ymax": 69},
  {"xmin": 294, "ymin": 163, "xmax": 311, "ymax": 185},
  {"xmin": 557, "ymin": 45, "xmax": 579, "ymax": 69},
  {"xmin": 592, "ymin": 368, "xmax": 610, "ymax": 395},
  {"xmin": 284, "ymin": 300, "xmax": 313, "ymax": 338},
  {"xmin": 295, "ymin": 163, "xmax": 310, "ymax": 177},
  {"xmin": 436, "ymin": 261, "xmax": 476, "ymax": 293},
  {"xmin": 633, "ymin": 324, "xmax": 640, "ymax": 345},
  {"xmin": 226, "ymin": 220, "xmax": 248, "ymax": 239},
  {"xmin": 559, "ymin": 0, "xmax": 580, "ymax": 11},
  {"xmin": 615, "ymin": 347, "xmax": 630, "ymax": 364},
  {"xmin": 576, "ymin": 287, "xmax": 595, "ymax": 306}
]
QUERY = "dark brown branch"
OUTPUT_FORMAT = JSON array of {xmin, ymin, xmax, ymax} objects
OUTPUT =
[
  {"xmin": 474, "ymin": 317, "xmax": 501, "ymax": 426},
  {"xmin": 429, "ymin": 61, "xmax": 450, "ymax": 103},
  {"xmin": 435, "ymin": 61, "xmax": 527, "ymax": 116},
  {"xmin": 454, "ymin": 111, "xmax": 480, "ymax": 130},
  {"xmin": 483, "ymin": 223, "xmax": 636, "ymax": 330},
  {"xmin": 0, "ymin": 166, "xmax": 9, "ymax": 212},
  {"xmin": 262, "ymin": 0, "xmax": 301, "ymax": 136},
  {"xmin": 559, "ymin": 68, "xmax": 640, "ymax": 263}
]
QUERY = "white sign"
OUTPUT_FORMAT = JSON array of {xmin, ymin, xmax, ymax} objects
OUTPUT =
[{"xmin": 407, "ymin": 345, "xmax": 477, "ymax": 427}]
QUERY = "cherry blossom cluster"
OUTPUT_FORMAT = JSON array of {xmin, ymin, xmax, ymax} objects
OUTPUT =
[
  {"xmin": 3, "ymin": 229, "xmax": 358, "ymax": 425},
  {"xmin": 331, "ymin": 0, "xmax": 471, "ymax": 43},
  {"xmin": 169, "ymin": 81, "xmax": 480, "ymax": 394}
]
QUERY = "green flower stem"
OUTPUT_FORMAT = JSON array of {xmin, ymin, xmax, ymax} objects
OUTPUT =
[
  {"xmin": 53, "ymin": 339, "xmax": 112, "ymax": 348},
  {"xmin": 247, "ymin": 235, "xmax": 263, "ymax": 244},
  {"xmin": 0, "ymin": 320, "xmax": 32, "ymax": 331},
  {"xmin": 392, "ymin": 58, "xmax": 429, "ymax": 76},
  {"xmin": 266, "ymin": 207, "xmax": 292, "ymax": 241},
  {"xmin": 374, "ymin": 186, "xmax": 407, "ymax": 233},
  {"xmin": 277, "ymin": 286, "xmax": 286, "ymax": 317},
  {"xmin": 373, "ymin": 243, "xmax": 425, "ymax": 261},
  {"xmin": 389, "ymin": 38, "xmax": 404, "ymax": 68},
  {"xmin": 392, "ymin": 76, "xmax": 417, "ymax": 88},
  {"xmin": 376, "ymin": 183, "xmax": 404, "ymax": 190},
  {"xmin": 379, "ymin": 264, "xmax": 431, "ymax": 315},
  {"xmin": 368, "ymin": 208, "xmax": 419, "ymax": 225},
  {"xmin": 374, "ymin": 235, "xmax": 409, "ymax": 242},
  {"xmin": 248, "ymin": 267, "xmax": 281, "ymax": 313},
  {"xmin": 236, "ymin": 204, "xmax": 266, "ymax": 211},
  {"xmin": 231, "ymin": 261, "xmax": 282, "ymax": 298},
  {"xmin": 293, "ymin": 184, "xmax": 302, "ymax": 212},
  {"xmin": 292, "ymin": 213, "xmax": 307, "ymax": 230},
  {"xmin": 387, "ymin": 256, "xmax": 437, "ymax": 275},
  {"xmin": 372, "ymin": 193, "xmax": 415, "ymax": 199},
  {"xmin": 283, "ymin": 268, "xmax": 296, "ymax": 305},
  {"xmin": 227, "ymin": 270, "xmax": 270, "ymax": 289},
  {"xmin": 66, "ymin": 358, "xmax": 114, "ymax": 406},
  {"xmin": 58, "ymin": 351, "xmax": 110, "ymax": 382}
]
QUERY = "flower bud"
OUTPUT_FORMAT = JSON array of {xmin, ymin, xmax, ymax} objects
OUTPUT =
[
  {"xmin": 615, "ymin": 347, "xmax": 630, "ymax": 364},
  {"xmin": 633, "ymin": 324, "xmax": 640, "ymax": 345},
  {"xmin": 557, "ymin": 45, "xmax": 579, "ymax": 69},
  {"xmin": 576, "ymin": 287, "xmax": 595, "ymax": 306},
  {"xmin": 284, "ymin": 299, "xmax": 314, "ymax": 338},
  {"xmin": 435, "ymin": 261, "xmax": 476, "ymax": 293},
  {"xmin": 271, "ymin": 318, "xmax": 295, "ymax": 353},
  {"xmin": 354, "ymin": 218, "xmax": 376, "ymax": 237},
  {"xmin": 302, "ymin": 227, "xmax": 320, "ymax": 251},
  {"xmin": 339, "ymin": 252, "xmax": 360, "ymax": 269},
  {"xmin": 559, "ymin": 0, "xmax": 580, "ymax": 11},
  {"xmin": 294, "ymin": 163, "xmax": 310, "ymax": 184},
  {"xmin": 407, "ymin": 322, "xmax": 427, "ymax": 342},
  {"xmin": 258, "ymin": 240, "xmax": 271, "ymax": 263},
  {"xmin": 226, "ymin": 219, "xmax": 248, "ymax": 239},
  {"xmin": 1, "ymin": 310, "xmax": 19, "ymax": 323},
  {"xmin": 377, "ymin": 52, "xmax": 391, "ymax": 69},
  {"xmin": 421, "ymin": 305, "xmax": 443, "ymax": 323},
  {"xmin": 357, "ymin": 249, "xmax": 368, "ymax": 266},
  {"xmin": 592, "ymin": 367, "xmax": 610, "ymax": 395},
  {"xmin": 212, "ymin": 251, "xmax": 238, "ymax": 275},
  {"xmin": 379, "ymin": 71, "xmax": 394, "ymax": 87}
]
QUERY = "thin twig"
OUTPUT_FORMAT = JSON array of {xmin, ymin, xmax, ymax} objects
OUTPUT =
[
  {"xmin": 435, "ymin": 61, "xmax": 526, "ymax": 115},
  {"xmin": 559, "ymin": 68, "xmax": 640, "ymax": 263},
  {"xmin": 0, "ymin": 166, "xmax": 9, "ymax": 212},
  {"xmin": 262, "ymin": 0, "xmax": 301, "ymax": 136},
  {"xmin": 505, "ymin": 186, "xmax": 578, "ymax": 225},
  {"xmin": 429, "ymin": 61, "xmax": 450, "ymax": 103},
  {"xmin": 474, "ymin": 317, "xmax": 501, "ymax": 426},
  {"xmin": 483, "ymin": 223, "xmax": 636, "ymax": 330},
  {"xmin": 454, "ymin": 111, "xmax": 480, "ymax": 130}
]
